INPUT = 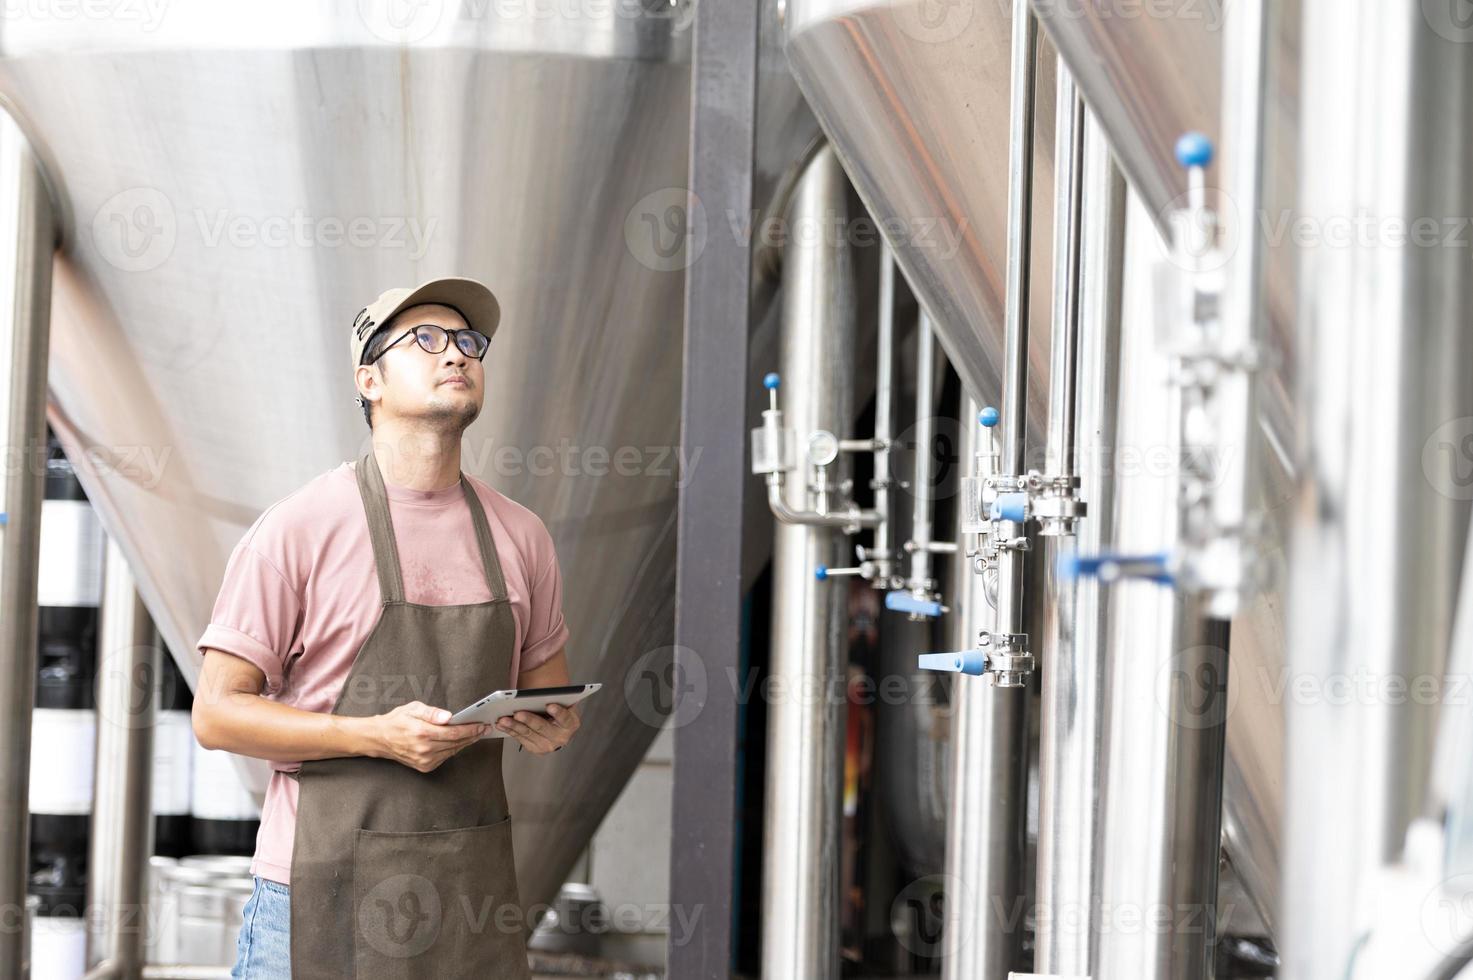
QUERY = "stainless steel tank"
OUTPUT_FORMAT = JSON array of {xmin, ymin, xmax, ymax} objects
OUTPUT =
[
  {"xmin": 784, "ymin": 0, "xmax": 1300, "ymax": 934},
  {"xmin": 0, "ymin": 0, "xmax": 710, "ymax": 912}
]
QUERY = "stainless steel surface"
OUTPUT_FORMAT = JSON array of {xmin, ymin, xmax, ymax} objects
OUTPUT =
[
  {"xmin": 783, "ymin": 0, "xmax": 1057, "ymax": 441},
  {"xmin": 0, "ymin": 3, "xmax": 708, "ymax": 913},
  {"xmin": 942, "ymin": 397, "xmax": 1029, "ymax": 980},
  {"xmin": 85, "ymin": 540, "xmax": 157, "ymax": 979},
  {"xmin": 761, "ymin": 144, "xmax": 853, "ymax": 980},
  {"xmin": 1042, "ymin": 69, "xmax": 1083, "ymax": 482},
  {"xmin": 907, "ymin": 314, "xmax": 937, "ymax": 586},
  {"xmin": 1035, "ymin": 98, "xmax": 1124, "ymax": 977},
  {"xmin": 1031, "ymin": 0, "xmax": 1220, "ymax": 228},
  {"xmin": 1093, "ymin": 191, "xmax": 1230, "ymax": 980},
  {"xmin": 789, "ymin": 0, "xmax": 1294, "ymax": 934},
  {"xmin": 871, "ymin": 243, "xmax": 897, "ymax": 582},
  {"xmin": 1207, "ymin": 0, "xmax": 1271, "ymax": 621},
  {"xmin": 1283, "ymin": 3, "xmax": 1473, "ymax": 976},
  {"xmin": 1001, "ymin": 2, "xmax": 1039, "ymax": 479},
  {"xmin": 0, "ymin": 103, "xmax": 56, "ymax": 980}
]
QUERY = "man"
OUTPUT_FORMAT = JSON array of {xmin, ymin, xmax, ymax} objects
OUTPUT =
[{"xmin": 193, "ymin": 276, "xmax": 580, "ymax": 979}]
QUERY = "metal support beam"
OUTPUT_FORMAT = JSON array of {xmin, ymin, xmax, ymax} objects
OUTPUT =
[
  {"xmin": 0, "ymin": 105, "xmax": 57, "ymax": 977},
  {"xmin": 669, "ymin": 0, "xmax": 759, "ymax": 975}
]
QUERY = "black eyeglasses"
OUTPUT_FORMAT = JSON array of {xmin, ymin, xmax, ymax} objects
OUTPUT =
[{"xmin": 367, "ymin": 323, "xmax": 490, "ymax": 364}]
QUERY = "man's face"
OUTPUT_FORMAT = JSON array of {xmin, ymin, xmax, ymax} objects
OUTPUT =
[{"xmin": 356, "ymin": 303, "xmax": 486, "ymax": 430}]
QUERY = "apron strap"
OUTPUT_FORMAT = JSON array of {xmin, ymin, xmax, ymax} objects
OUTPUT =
[
  {"xmin": 357, "ymin": 450, "xmax": 511, "ymax": 604},
  {"xmin": 459, "ymin": 476, "xmax": 510, "ymax": 601},
  {"xmin": 356, "ymin": 450, "xmax": 406, "ymax": 604}
]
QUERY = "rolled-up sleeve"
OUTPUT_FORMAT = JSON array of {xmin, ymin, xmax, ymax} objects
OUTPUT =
[
  {"xmin": 519, "ymin": 528, "xmax": 570, "ymax": 673},
  {"xmin": 196, "ymin": 538, "xmax": 303, "ymax": 697}
]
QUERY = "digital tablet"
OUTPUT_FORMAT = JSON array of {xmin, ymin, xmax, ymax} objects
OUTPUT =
[{"xmin": 448, "ymin": 683, "xmax": 602, "ymax": 738}]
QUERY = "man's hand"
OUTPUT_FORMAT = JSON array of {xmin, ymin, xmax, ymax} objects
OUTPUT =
[
  {"xmin": 370, "ymin": 701, "xmax": 489, "ymax": 773},
  {"xmin": 496, "ymin": 702, "xmax": 581, "ymax": 754}
]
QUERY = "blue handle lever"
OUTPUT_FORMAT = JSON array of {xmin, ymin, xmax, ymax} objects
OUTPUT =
[{"xmin": 918, "ymin": 651, "xmax": 988, "ymax": 675}]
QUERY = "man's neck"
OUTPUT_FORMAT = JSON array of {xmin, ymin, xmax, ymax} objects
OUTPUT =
[{"xmin": 369, "ymin": 424, "xmax": 464, "ymax": 491}]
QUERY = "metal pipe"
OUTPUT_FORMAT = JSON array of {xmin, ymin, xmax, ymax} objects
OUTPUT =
[
  {"xmin": 760, "ymin": 143, "xmax": 855, "ymax": 980},
  {"xmin": 1000, "ymin": 0, "xmax": 1037, "ymax": 479},
  {"xmin": 942, "ymin": 397, "xmax": 1029, "ymax": 980},
  {"xmin": 872, "ymin": 243, "xmax": 897, "ymax": 583},
  {"xmin": 1035, "ymin": 92, "xmax": 1125, "ymax": 976},
  {"xmin": 85, "ymin": 538, "xmax": 158, "ymax": 978},
  {"xmin": 1283, "ymin": 3, "xmax": 1473, "ymax": 977},
  {"xmin": 1205, "ymin": 0, "xmax": 1270, "ymax": 621},
  {"xmin": 0, "ymin": 106, "xmax": 57, "ymax": 977},
  {"xmin": 940, "ymin": 8, "xmax": 1038, "ymax": 974},
  {"xmin": 908, "ymin": 313, "xmax": 937, "ymax": 587},
  {"xmin": 1093, "ymin": 190, "xmax": 1231, "ymax": 980}
]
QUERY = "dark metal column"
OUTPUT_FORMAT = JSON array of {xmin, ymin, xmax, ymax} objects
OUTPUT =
[{"xmin": 669, "ymin": 0, "xmax": 759, "ymax": 976}]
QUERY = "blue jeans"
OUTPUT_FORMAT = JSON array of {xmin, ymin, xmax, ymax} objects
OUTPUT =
[{"xmin": 231, "ymin": 875, "xmax": 291, "ymax": 979}]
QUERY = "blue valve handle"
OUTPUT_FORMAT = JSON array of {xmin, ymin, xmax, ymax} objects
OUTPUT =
[
  {"xmin": 1175, "ymin": 132, "xmax": 1214, "ymax": 169},
  {"xmin": 979, "ymin": 406, "xmax": 1000, "ymax": 428},
  {"xmin": 814, "ymin": 564, "xmax": 828, "ymax": 580},
  {"xmin": 763, "ymin": 372, "xmax": 780, "ymax": 390},
  {"xmin": 918, "ymin": 651, "xmax": 988, "ymax": 676},
  {"xmin": 989, "ymin": 492, "xmax": 1028, "ymax": 523},
  {"xmin": 885, "ymin": 591, "xmax": 944, "ymax": 618},
  {"xmin": 1059, "ymin": 551, "xmax": 1174, "ymax": 586}
]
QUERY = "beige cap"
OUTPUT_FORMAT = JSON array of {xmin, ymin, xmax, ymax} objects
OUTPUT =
[{"xmin": 349, "ymin": 276, "xmax": 502, "ymax": 370}]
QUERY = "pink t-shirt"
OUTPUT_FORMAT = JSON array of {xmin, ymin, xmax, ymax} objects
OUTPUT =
[{"xmin": 195, "ymin": 459, "xmax": 570, "ymax": 884}]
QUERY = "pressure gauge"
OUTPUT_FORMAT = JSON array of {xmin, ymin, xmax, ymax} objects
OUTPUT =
[{"xmin": 807, "ymin": 430, "xmax": 840, "ymax": 466}]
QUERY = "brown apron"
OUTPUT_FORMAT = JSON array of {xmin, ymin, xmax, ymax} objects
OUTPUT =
[{"xmin": 286, "ymin": 450, "xmax": 531, "ymax": 979}]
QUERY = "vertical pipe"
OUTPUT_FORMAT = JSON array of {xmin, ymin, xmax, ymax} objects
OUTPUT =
[
  {"xmin": 1093, "ymin": 192, "xmax": 1230, "ymax": 980},
  {"xmin": 1283, "ymin": 3, "xmax": 1473, "ymax": 977},
  {"xmin": 873, "ymin": 244, "xmax": 896, "ymax": 582},
  {"xmin": 943, "ymin": 399, "xmax": 1029, "ymax": 980},
  {"xmin": 760, "ymin": 144, "xmax": 854, "ymax": 980},
  {"xmin": 1035, "ymin": 94, "xmax": 1125, "ymax": 975},
  {"xmin": 0, "ymin": 108, "xmax": 56, "ymax": 977},
  {"xmin": 909, "ymin": 314, "xmax": 936, "ymax": 587},
  {"xmin": 1206, "ymin": 0, "xmax": 1269, "ymax": 621},
  {"xmin": 1000, "ymin": 0, "xmax": 1037, "ymax": 479},
  {"xmin": 942, "ymin": 6, "xmax": 1038, "ymax": 975},
  {"xmin": 85, "ymin": 539, "xmax": 157, "ymax": 977}
]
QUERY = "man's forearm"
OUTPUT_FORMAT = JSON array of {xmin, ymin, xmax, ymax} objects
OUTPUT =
[{"xmin": 193, "ymin": 692, "xmax": 381, "ymax": 763}]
